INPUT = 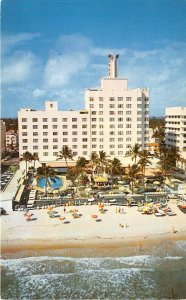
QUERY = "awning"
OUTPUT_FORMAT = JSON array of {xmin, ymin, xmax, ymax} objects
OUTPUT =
[{"xmin": 94, "ymin": 176, "xmax": 108, "ymax": 183}]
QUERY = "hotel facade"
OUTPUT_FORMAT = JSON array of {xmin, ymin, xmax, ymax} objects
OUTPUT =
[
  {"xmin": 18, "ymin": 54, "xmax": 150, "ymax": 164},
  {"xmin": 165, "ymin": 106, "xmax": 186, "ymax": 171}
]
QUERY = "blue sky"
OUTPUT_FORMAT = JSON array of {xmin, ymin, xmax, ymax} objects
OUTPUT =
[{"xmin": 1, "ymin": 0, "xmax": 186, "ymax": 117}]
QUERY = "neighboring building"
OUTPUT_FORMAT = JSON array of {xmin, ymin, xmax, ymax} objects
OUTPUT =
[
  {"xmin": 1, "ymin": 120, "xmax": 6, "ymax": 157},
  {"xmin": 165, "ymin": 107, "xmax": 186, "ymax": 171},
  {"xmin": 6, "ymin": 130, "xmax": 19, "ymax": 152},
  {"xmin": 148, "ymin": 128, "xmax": 160, "ymax": 156},
  {"xmin": 18, "ymin": 54, "xmax": 150, "ymax": 164}
]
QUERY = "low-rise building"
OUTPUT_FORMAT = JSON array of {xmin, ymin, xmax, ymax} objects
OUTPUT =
[
  {"xmin": 6, "ymin": 130, "xmax": 19, "ymax": 152},
  {"xmin": 1, "ymin": 120, "xmax": 6, "ymax": 157}
]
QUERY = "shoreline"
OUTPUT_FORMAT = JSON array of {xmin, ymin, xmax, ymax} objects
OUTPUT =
[{"xmin": 2, "ymin": 230, "xmax": 186, "ymax": 254}]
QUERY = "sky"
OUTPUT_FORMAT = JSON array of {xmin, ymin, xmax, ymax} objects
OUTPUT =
[{"xmin": 1, "ymin": 0, "xmax": 186, "ymax": 117}]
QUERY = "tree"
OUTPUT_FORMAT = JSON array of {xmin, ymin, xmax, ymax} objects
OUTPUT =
[
  {"xmin": 96, "ymin": 151, "xmax": 109, "ymax": 176},
  {"xmin": 109, "ymin": 157, "xmax": 123, "ymax": 176},
  {"xmin": 125, "ymin": 143, "xmax": 141, "ymax": 164},
  {"xmin": 88, "ymin": 152, "xmax": 99, "ymax": 177},
  {"xmin": 57, "ymin": 146, "xmax": 73, "ymax": 167},
  {"xmin": 127, "ymin": 164, "xmax": 141, "ymax": 194},
  {"xmin": 138, "ymin": 150, "xmax": 152, "ymax": 185},
  {"xmin": 69, "ymin": 157, "xmax": 89, "ymax": 186},
  {"xmin": 21, "ymin": 151, "xmax": 32, "ymax": 179},
  {"xmin": 36, "ymin": 164, "xmax": 58, "ymax": 196},
  {"xmin": 158, "ymin": 146, "xmax": 181, "ymax": 180},
  {"xmin": 32, "ymin": 152, "xmax": 39, "ymax": 169}
]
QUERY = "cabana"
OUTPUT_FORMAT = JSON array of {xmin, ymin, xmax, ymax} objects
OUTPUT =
[{"xmin": 94, "ymin": 176, "xmax": 108, "ymax": 187}]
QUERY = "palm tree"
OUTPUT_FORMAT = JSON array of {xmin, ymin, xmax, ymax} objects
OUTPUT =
[
  {"xmin": 110, "ymin": 157, "xmax": 123, "ymax": 176},
  {"xmin": 97, "ymin": 151, "xmax": 109, "ymax": 175},
  {"xmin": 32, "ymin": 152, "xmax": 39, "ymax": 170},
  {"xmin": 138, "ymin": 150, "xmax": 152, "ymax": 185},
  {"xmin": 36, "ymin": 164, "xmax": 58, "ymax": 196},
  {"xmin": 125, "ymin": 143, "xmax": 141, "ymax": 164},
  {"xmin": 57, "ymin": 146, "xmax": 73, "ymax": 167},
  {"xmin": 127, "ymin": 164, "xmax": 141, "ymax": 194},
  {"xmin": 21, "ymin": 151, "xmax": 32, "ymax": 179},
  {"xmin": 88, "ymin": 152, "xmax": 99, "ymax": 177}
]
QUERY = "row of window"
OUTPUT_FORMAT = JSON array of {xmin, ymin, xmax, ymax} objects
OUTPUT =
[
  {"xmin": 22, "ymin": 117, "xmax": 87, "ymax": 123},
  {"xmin": 89, "ymin": 104, "xmax": 149, "ymax": 109},
  {"xmin": 89, "ymin": 97, "xmax": 149, "ymax": 102}
]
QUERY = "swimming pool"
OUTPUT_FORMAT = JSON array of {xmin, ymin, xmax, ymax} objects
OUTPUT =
[{"xmin": 37, "ymin": 177, "xmax": 63, "ymax": 189}]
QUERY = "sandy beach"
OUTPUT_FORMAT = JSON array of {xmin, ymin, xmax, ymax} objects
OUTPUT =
[{"xmin": 1, "ymin": 202, "xmax": 186, "ymax": 253}]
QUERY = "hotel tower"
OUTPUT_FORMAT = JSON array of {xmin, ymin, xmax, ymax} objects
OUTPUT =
[{"xmin": 18, "ymin": 54, "xmax": 150, "ymax": 164}]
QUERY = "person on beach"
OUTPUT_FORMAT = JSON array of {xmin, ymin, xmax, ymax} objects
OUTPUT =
[{"xmin": 64, "ymin": 205, "xmax": 66, "ymax": 213}]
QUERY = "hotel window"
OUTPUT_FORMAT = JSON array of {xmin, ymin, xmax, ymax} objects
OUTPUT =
[
  {"xmin": 82, "ymin": 138, "xmax": 87, "ymax": 142},
  {"xmin": 43, "ymin": 145, "xmax": 48, "ymax": 149},
  {"xmin": 53, "ymin": 138, "xmax": 58, "ymax": 142},
  {"xmin": 90, "ymin": 104, "xmax": 94, "ymax": 108},
  {"xmin": 53, "ymin": 132, "xmax": 58, "ymax": 135},
  {"xmin": 99, "ymin": 97, "xmax": 103, "ymax": 101},
  {"xmin": 118, "ymin": 144, "xmax": 123, "ymax": 148},
  {"xmin": 92, "ymin": 131, "xmax": 96, "ymax": 135},
  {"xmin": 99, "ymin": 111, "xmax": 103, "ymax": 115},
  {"xmin": 137, "ymin": 117, "xmax": 142, "ymax": 121},
  {"xmin": 137, "ymin": 104, "xmax": 142, "ymax": 108},
  {"xmin": 118, "ymin": 131, "xmax": 123, "ymax": 135},
  {"xmin": 43, "ymin": 152, "xmax": 48, "ymax": 156},
  {"xmin": 82, "ymin": 145, "xmax": 87, "ymax": 148},
  {"xmin": 92, "ymin": 138, "xmax": 96, "ymax": 142},
  {"xmin": 82, "ymin": 118, "xmax": 87, "ymax": 122},
  {"xmin": 109, "ymin": 111, "xmax": 115, "ymax": 115},
  {"xmin": 110, "ymin": 145, "xmax": 115, "ymax": 148},
  {"xmin": 72, "ymin": 138, "xmax": 77, "ymax": 142},
  {"xmin": 126, "ymin": 124, "xmax": 131, "ymax": 128},
  {"xmin": 137, "ymin": 137, "xmax": 141, "ymax": 141},
  {"xmin": 109, "ymin": 97, "xmax": 115, "ymax": 101},
  {"xmin": 50, "ymin": 103, "xmax": 53, "ymax": 108},
  {"xmin": 110, "ymin": 138, "xmax": 115, "ymax": 142},
  {"xmin": 118, "ymin": 138, "xmax": 123, "ymax": 141},
  {"xmin": 72, "ymin": 145, "xmax": 77, "ymax": 149},
  {"xmin": 63, "ymin": 132, "xmax": 68, "ymax": 135},
  {"xmin": 32, "ymin": 118, "xmax": 38, "ymax": 122},
  {"xmin": 137, "ymin": 111, "xmax": 142, "ymax": 115},
  {"xmin": 109, "ymin": 104, "xmax": 115, "ymax": 108},
  {"xmin": 89, "ymin": 97, "xmax": 94, "ymax": 101},
  {"xmin": 99, "ymin": 131, "xmax": 104, "ymax": 135},
  {"xmin": 110, "ymin": 151, "xmax": 115, "ymax": 155},
  {"xmin": 22, "ymin": 132, "xmax": 27, "ymax": 136},
  {"xmin": 33, "ymin": 132, "xmax": 38, "ymax": 136},
  {"xmin": 118, "ymin": 104, "xmax": 123, "ymax": 108},
  {"xmin": 92, "ymin": 118, "xmax": 96, "ymax": 122},
  {"xmin": 118, "ymin": 151, "xmax": 123, "ymax": 155},
  {"xmin": 22, "ymin": 139, "xmax": 28, "ymax": 143},
  {"xmin": 53, "ymin": 152, "xmax": 58, "ymax": 156},
  {"xmin": 52, "ymin": 118, "xmax": 57, "ymax": 122},
  {"xmin": 91, "ymin": 111, "xmax": 96, "ymax": 115},
  {"xmin": 43, "ymin": 125, "xmax": 48, "ymax": 129},
  {"xmin": 126, "ymin": 137, "xmax": 131, "ymax": 141},
  {"xmin": 22, "ymin": 118, "xmax": 27, "ymax": 122},
  {"xmin": 63, "ymin": 138, "xmax": 68, "ymax": 142},
  {"xmin": 110, "ymin": 131, "xmax": 115, "ymax": 135},
  {"xmin": 62, "ymin": 125, "xmax": 68, "ymax": 129},
  {"xmin": 83, "ymin": 151, "xmax": 88, "ymax": 155},
  {"xmin": 137, "ymin": 124, "xmax": 142, "ymax": 128},
  {"xmin": 99, "ymin": 124, "xmax": 104, "ymax": 128},
  {"xmin": 33, "ymin": 125, "xmax": 38, "ymax": 129},
  {"xmin": 82, "ymin": 131, "xmax": 87, "ymax": 135},
  {"xmin": 43, "ymin": 118, "xmax": 48, "ymax": 122},
  {"xmin": 99, "ymin": 118, "xmax": 104, "ymax": 122},
  {"xmin": 23, "ymin": 146, "xmax": 28, "ymax": 150},
  {"xmin": 109, "ymin": 118, "xmax": 115, "ymax": 122},
  {"xmin": 137, "ymin": 131, "xmax": 141, "ymax": 135},
  {"xmin": 126, "ymin": 104, "xmax": 131, "ymax": 108},
  {"xmin": 137, "ymin": 97, "xmax": 142, "ymax": 101},
  {"xmin": 126, "ymin": 97, "xmax": 132, "ymax": 101},
  {"xmin": 118, "ymin": 124, "xmax": 123, "ymax": 128},
  {"xmin": 72, "ymin": 118, "xmax": 77, "ymax": 122},
  {"xmin": 22, "ymin": 125, "xmax": 27, "ymax": 129},
  {"xmin": 33, "ymin": 146, "xmax": 38, "ymax": 150},
  {"xmin": 62, "ymin": 118, "xmax": 67, "ymax": 122},
  {"xmin": 72, "ymin": 132, "xmax": 77, "ymax": 135},
  {"xmin": 33, "ymin": 139, "xmax": 38, "ymax": 143},
  {"xmin": 126, "ymin": 144, "xmax": 131, "ymax": 148},
  {"xmin": 100, "ymin": 145, "xmax": 104, "ymax": 149},
  {"xmin": 73, "ymin": 152, "xmax": 77, "ymax": 156},
  {"xmin": 72, "ymin": 125, "xmax": 77, "ymax": 129},
  {"xmin": 110, "ymin": 124, "xmax": 115, "ymax": 128},
  {"xmin": 126, "ymin": 118, "xmax": 132, "ymax": 122},
  {"xmin": 99, "ymin": 104, "xmax": 103, "ymax": 108},
  {"xmin": 118, "ymin": 97, "xmax": 123, "ymax": 101},
  {"xmin": 92, "ymin": 145, "xmax": 97, "ymax": 148},
  {"xmin": 82, "ymin": 124, "xmax": 87, "ymax": 128},
  {"xmin": 118, "ymin": 111, "xmax": 123, "ymax": 115},
  {"xmin": 126, "ymin": 111, "xmax": 131, "ymax": 115},
  {"xmin": 118, "ymin": 118, "xmax": 123, "ymax": 122},
  {"xmin": 43, "ymin": 139, "xmax": 48, "ymax": 142},
  {"xmin": 53, "ymin": 145, "xmax": 58, "ymax": 149},
  {"xmin": 99, "ymin": 138, "xmax": 104, "ymax": 142},
  {"xmin": 92, "ymin": 125, "xmax": 96, "ymax": 128},
  {"xmin": 52, "ymin": 125, "xmax": 58, "ymax": 129}
]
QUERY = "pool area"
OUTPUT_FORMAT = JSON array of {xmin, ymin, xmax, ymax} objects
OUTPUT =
[{"xmin": 37, "ymin": 177, "xmax": 63, "ymax": 189}]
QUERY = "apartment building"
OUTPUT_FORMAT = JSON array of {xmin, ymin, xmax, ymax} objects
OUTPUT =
[
  {"xmin": 6, "ymin": 130, "xmax": 19, "ymax": 152},
  {"xmin": 165, "ymin": 107, "xmax": 186, "ymax": 171},
  {"xmin": 18, "ymin": 54, "xmax": 150, "ymax": 164},
  {"xmin": 1, "ymin": 120, "xmax": 6, "ymax": 157}
]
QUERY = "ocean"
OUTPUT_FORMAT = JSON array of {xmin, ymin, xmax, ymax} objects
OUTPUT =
[{"xmin": 1, "ymin": 240, "xmax": 186, "ymax": 299}]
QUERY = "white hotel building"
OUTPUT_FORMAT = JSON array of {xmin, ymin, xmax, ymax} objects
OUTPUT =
[
  {"xmin": 165, "ymin": 107, "xmax": 186, "ymax": 171},
  {"xmin": 18, "ymin": 54, "xmax": 150, "ymax": 165}
]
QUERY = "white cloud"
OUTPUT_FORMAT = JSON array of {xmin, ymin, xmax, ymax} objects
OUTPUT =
[
  {"xmin": 2, "ymin": 32, "xmax": 41, "ymax": 53},
  {"xmin": 2, "ymin": 52, "xmax": 38, "ymax": 84},
  {"xmin": 33, "ymin": 89, "xmax": 46, "ymax": 98},
  {"xmin": 44, "ymin": 52, "xmax": 89, "ymax": 87}
]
